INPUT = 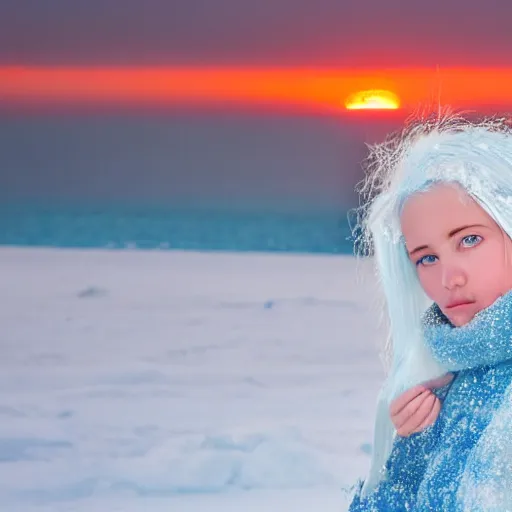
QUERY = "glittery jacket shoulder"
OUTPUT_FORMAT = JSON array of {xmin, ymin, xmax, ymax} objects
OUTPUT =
[{"xmin": 350, "ymin": 296, "xmax": 512, "ymax": 512}]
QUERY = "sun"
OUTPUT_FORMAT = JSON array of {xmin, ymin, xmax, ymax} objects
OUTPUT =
[{"xmin": 345, "ymin": 89, "xmax": 400, "ymax": 110}]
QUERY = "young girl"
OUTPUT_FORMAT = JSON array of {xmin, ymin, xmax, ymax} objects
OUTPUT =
[{"xmin": 349, "ymin": 113, "xmax": 512, "ymax": 510}]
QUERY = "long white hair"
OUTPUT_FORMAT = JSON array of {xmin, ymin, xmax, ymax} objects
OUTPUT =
[{"xmin": 356, "ymin": 111, "xmax": 512, "ymax": 495}]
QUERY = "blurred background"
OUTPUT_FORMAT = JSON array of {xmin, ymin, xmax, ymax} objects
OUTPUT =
[
  {"xmin": 2, "ymin": 0, "xmax": 512, "ymax": 254},
  {"xmin": 5, "ymin": 3, "xmax": 512, "ymax": 511}
]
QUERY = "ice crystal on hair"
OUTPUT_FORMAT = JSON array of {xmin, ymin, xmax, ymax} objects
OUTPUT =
[{"xmin": 352, "ymin": 109, "xmax": 512, "ymax": 259}]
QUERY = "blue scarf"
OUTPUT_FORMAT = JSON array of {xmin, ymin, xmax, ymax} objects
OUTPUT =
[
  {"xmin": 420, "ymin": 292, "xmax": 512, "ymax": 510},
  {"xmin": 358, "ymin": 291, "xmax": 512, "ymax": 502},
  {"xmin": 423, "ymin": 291, "xmax": 512, "ymax": 371}
]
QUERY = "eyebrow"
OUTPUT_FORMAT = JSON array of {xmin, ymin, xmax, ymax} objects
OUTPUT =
[{"xmin": 408, "ymin": 224, "xmax": 486, "ymax": 257}]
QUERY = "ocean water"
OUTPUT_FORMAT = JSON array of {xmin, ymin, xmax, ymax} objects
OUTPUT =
[
  {"xmin": 0, "ymin": 203, "xmax": 356, "ymax": 254},
  {"xmin": 0, "ymin": 110, "xmax": 402, "ymax": 254}
]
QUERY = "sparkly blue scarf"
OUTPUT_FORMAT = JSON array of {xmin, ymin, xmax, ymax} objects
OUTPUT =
[
  {"xmin": 360, "ymin": 291, "xmax": 512, "ymax": 499},
  {"xmin": 421, "ymin": 292, "xmax": 512, "ymax": 510},
  {"xmin": 423, "ymin": 291, "xmax": 512, "ymax": 371}
]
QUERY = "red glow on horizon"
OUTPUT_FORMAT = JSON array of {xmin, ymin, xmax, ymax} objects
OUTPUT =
[{"xmin": 2, "ymin": 67, "xmax": 512, "ymax": 113}]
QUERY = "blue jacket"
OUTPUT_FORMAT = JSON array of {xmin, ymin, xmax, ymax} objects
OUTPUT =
[{"xmin": 350, "ymin": 298, "xmax": 512, "ymax": 511}]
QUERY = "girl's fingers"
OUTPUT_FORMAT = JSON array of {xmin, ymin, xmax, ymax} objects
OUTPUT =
[
  {"xmin": 412, "ymin": 396, "xmax": 441, "ymax": 434},
  {"xmin": 392, "ymin": 390, "xmax": 432, "ymax": 430},
  {"xmin": 390, "ymin": 376, "xmax": 450, "ymax": 436},
  {"xmin": 389, "ymin": 385, "xmax": 428, "ymax": 417},
  {"xmin": 422, "ymin": 373, "xmax": 454, "ymax": 390},
  {"xmin": 397, "ymin": 393, "xmax": 437, "ymax": 436}
]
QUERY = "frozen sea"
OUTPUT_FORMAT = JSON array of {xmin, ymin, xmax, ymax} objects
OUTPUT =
[{"xmin": 1, "ymin": 247, "xmax": 385, "ymax": 511}]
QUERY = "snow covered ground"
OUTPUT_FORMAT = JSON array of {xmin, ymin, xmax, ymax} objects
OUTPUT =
[{"xmin": 1, "ymin": 248, "xmax": 386, "ymax": 511}]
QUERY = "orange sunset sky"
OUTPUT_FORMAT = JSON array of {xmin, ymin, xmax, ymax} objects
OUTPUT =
[
  {"xmin": 4, "ymin": 1, "xmax": 512, "ymax": 115},
  {"xmin": 3, "ymin": 67, "xmax": 512, "ymax": 114}
]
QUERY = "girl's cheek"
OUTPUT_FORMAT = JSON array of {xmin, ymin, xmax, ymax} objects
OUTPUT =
[{"xmin": 417, "ymin": 270, "xmax": 439, "ymax": 300}]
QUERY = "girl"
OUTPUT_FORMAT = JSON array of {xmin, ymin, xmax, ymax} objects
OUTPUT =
[{"xmin": 349, "ymin": 113, "xmax": 512, "ymax": 511}]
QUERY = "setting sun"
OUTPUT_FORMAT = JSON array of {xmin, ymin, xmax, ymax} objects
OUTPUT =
[{"xmin": 345, "ymin": 89, "xmax": 400, "ymax": 110}]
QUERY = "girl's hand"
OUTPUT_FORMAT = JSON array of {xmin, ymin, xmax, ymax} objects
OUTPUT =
[{"xmin": 389, "ymin": 374, "xmax": 454, "ymax": 437}]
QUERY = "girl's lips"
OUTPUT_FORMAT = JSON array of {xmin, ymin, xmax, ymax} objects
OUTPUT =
[{"xmin": 446, "ymin": 300, "xmax": 475, "ymax": 309}]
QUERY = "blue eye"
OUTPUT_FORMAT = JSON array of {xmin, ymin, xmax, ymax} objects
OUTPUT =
[
  {"xmin": 416, "ymin": 254, "xmax": 438, "ymax": 267},
  {"xmin": 461, "ymin": 234, "xmax": 482, "ymax": 248}
]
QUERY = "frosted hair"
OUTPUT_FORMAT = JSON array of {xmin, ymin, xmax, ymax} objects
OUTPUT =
[{"xmin": 355, "ymin": 111, "xmax": 512, "ymax": 495}]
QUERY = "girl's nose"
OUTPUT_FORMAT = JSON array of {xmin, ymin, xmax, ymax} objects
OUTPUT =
[{"xmin": 442, "ymin": 266, "xmax": 467, "ymax": 289}]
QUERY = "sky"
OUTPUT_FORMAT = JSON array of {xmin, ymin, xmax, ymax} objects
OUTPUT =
[
  {"xmin": 0, "ymin": 111, "xmax": 400, "ymax": 209},
  {"xmin": 1, "ymin": 0, "xmax": 512, "ymax": 67},
  {"xmin": 2, "ymin": 1, "xmax": 512, "ymax": 210}
]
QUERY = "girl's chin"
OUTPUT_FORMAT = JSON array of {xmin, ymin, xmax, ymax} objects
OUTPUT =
[
  {"xmin": 450, "ymin": 316, "xmax": 472, "ymax": 327},
  {"xmin": 445, "ymin": 307, "xmax": 478, "ymax": 327}
]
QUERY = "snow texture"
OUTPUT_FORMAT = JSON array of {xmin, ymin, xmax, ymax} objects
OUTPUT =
[{"xmin": 0, "ymin": 248, "xmax": 384, "ymax": 511}]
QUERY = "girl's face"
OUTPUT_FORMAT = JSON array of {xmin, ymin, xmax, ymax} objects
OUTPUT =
[{"xmin": 401, "ymin": 183, "xmax": 512, "ymax": 327}]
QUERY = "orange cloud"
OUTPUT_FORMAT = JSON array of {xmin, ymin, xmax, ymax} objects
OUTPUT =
[{"xmin": 2, "ymin": 67, "xmax": 512, "ymax": 112}]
